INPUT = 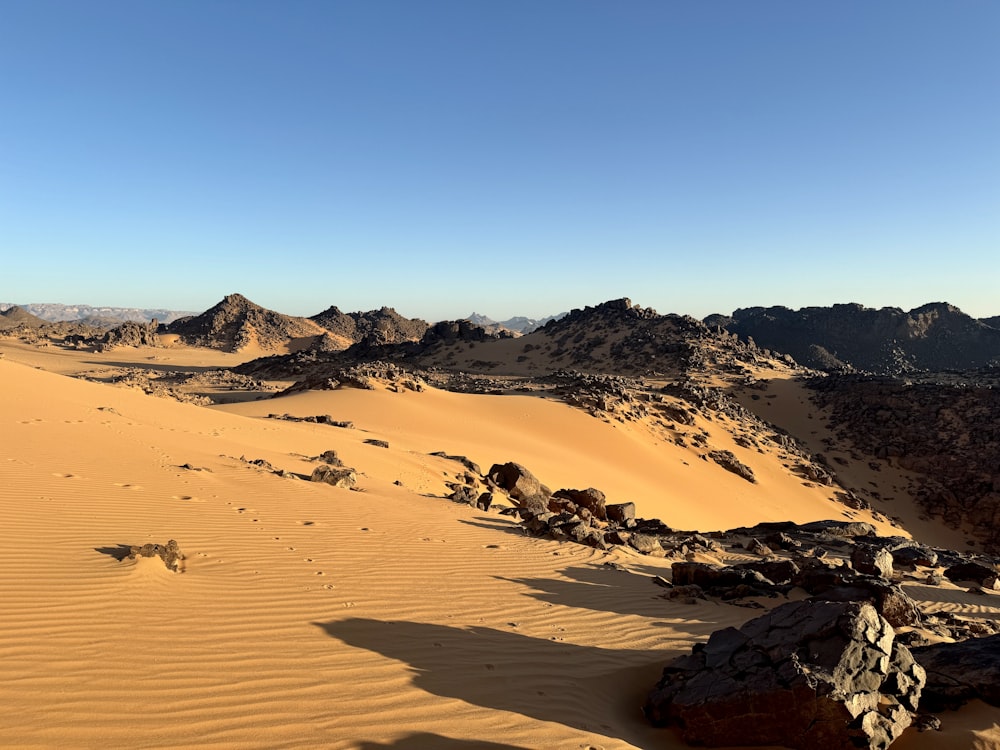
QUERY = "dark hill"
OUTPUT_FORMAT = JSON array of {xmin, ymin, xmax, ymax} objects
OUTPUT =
[
  {"xmin": 164, "ymin": 293, "xmax": 326, "ymax": 352},
  {"xmin": 0, "ymin": 306, "xmax": 48, "ymax": 330},
  {"xmin": 722, "ymin": 302, "xmax": 1000, "ymax": 374},
  {"xmin": 310, "ymin": 306, "xmax": 428, "ymax": 345}
]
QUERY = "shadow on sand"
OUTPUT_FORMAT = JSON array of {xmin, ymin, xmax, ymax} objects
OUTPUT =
[{"xmin": 314, "ymin": 617, "xmax": 673, "ymax": 748}]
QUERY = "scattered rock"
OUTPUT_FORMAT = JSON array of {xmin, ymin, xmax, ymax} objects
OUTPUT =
[
  {"xmin": 310, "ymin": 464, "xmax": 357, "ymax": 489},
  {"xmin": 912, "ymin": 634, "xmax": 1000, "ymax": 712}
]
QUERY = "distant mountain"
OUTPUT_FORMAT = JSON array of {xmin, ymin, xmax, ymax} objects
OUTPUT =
[
  {"xmin": 164, "ymin": 293, "xmax": 328, "ymax": 352},
  {"xmin": 465, "ymin": 311, "xmax": 566, "ymax": 334},
  {"xmin": 719, "ymin": 302, "xmax": 1000, "ymax": 374},
  {"xmin": 0, "ymin": 302, "xmax": 194, "ymax": 325},
  {"xmin": 310, "ymin": 306, "xmax": 428, "ymax": 345},
  {"xmin": 981, "ymin": 316, "xmax": 1000, "ymax": 329},
  {"xmin": 0, "ymin": 305, "xmax": 48, "ymax": 330}
]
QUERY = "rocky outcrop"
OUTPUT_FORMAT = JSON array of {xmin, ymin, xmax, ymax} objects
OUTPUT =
[
  {"xmin": 810, "ymin": 374, "xmax": 1000, "ymax": 552},
  {"xmin": 127, "ymin": 540, "xmax": 184, "ymax": 572},
  {"xmin": 912, "ymin": 634, "xmax": 1000, "ymax": 711},
  {"xmin": 723, "ymin": 302, "xmax": 1000, "ymax": 374},
  {"xmin": 310, "ymin": 305, "xmax": 428, "ymax": 345},
  {"xmin": 310, "ymin": 464, "xmax": 357, "ymax": 489},
  {"xmin": 645, "ymin": 600, "xmax": 924, "ymax": 749},
  {"xmin": 97, "ymin": 320, "xmax": 160, "ymax": 350},
  {"xmin": 165, "ymin": 293, "xmax": 326, "ymax": 351},
  {"xmin": 707, "ymin": 449, "xmax": 756, "ymax": 483}
]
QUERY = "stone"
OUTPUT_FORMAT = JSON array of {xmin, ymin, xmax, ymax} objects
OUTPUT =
[
  {"xmin": 310, "ymin": 464, "xmax": 357, "ymax": 489},
  {"xmin": 645, "ymin": 600, "xmax": 924, "ymax": 749},
  {"xmin": 364, "ymin": 439, "xmax": 389, "ymax": 448},
  {"xmin": 707, "ymin": 449, "xmax": 756, "ymax": 483},
  {"xmin": 852, "ymin": 544, "xmax": 895, "ymax": 579},
  {"xmin": 605, "ymin": 502, "xmax": 636, "ymax": 525},
  {"xmin": 487, "ymin": 462, "xmax": 551, "ymax": 503},
  {"xmin": 628, "ymin": 534, "xmax": 663, "ymax": 555},
  {"xmin": 944, "ymin": 561, "xmax": 999, "ymax": 587},
  {"xmin": 912, "ymin": 634, "xmax": 1000, "ymax": 712},
  {"xmin": 551, "ymin": 487, "xmax": 607, "ymax": 520}
]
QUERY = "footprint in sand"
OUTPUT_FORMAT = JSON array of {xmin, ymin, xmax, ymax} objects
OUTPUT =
[
  {"xmin": 116, "ymin": 483, "xmax": 144, "ymax": 491},
  {"xmin": 52, "ymin": 472, "xmax": 79, "ymax": 479},
  {"xmin": 172, "ymin": 495, "xmax": 203, "ymax": 502}
]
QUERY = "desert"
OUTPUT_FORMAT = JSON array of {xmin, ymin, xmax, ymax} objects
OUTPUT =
[{"xmin": 2, "ymin": 294, "xmax": 999, "ymax": 749}]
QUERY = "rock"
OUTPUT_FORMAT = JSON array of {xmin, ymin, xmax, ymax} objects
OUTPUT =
[
  {"xmin": 475, "ymin": 492, "xmax": 494, "ymax": 511},
  {"xmin": 852, "ymin": 544, "xmax": 895, "ymax": 579},
  {"xmin": 364, "ymin": 439, "xmax": 390, "ymax": 448},
  {"xmin": 448, "ymin": 486, "xmax": 479, "ymax": 505},
  {"xmin": 707, "ymin": 449, "xmax": 756, "ymax": 483},
  {"xmin": 889, "ymin": 544, "xmax": 938, "ymax": 568},
  {"xmin": 128, "ymin": 539, "xmax": 184, "ymax": 572},
  {"xmin": 317, "ymin": 450, "xmax": 344, "ymax": 466},
  {"xmin": 747, "ymin": 537, "xmax": 772, "ymax": 556},
  {"xmin": 429, "ymin": 452, "xmax": 482, "ymax": 474},
  {"xmin": 912, "ymin": 634, "xmax": 1000, "ymax": 712},
  {"xmin": 799, "ymin": 520, "xmax": 877, "ymax": 538},
  {"xmin": 628, "ymin": 534, "xmax": 663, "ymax": 555},
  {"xmin": 944, "ymin": 561, "xmax": 999, "ymax": 587},
  {"xmin": 605, "ymin": 502, "xmax": 636, "ymax": 525},
  {"xmin": 310, "ymin": 464, "xmax": 357, "ymax": 489},
  {"xmin": 487, "ymin": 462, "xmax": 551, "ymax": 503},
  {"xmin": 551, "ymin": 487, "xmax": 607, "ymax": 520},
  {"xmin": 644, "ymin": 600, "xmax": 924, "ymax": 749}
]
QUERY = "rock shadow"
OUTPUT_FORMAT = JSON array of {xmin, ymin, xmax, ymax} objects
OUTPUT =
[
  {"xmin": 457, "ymin": 517, "xmax": 528, "ymax": 537},
  {"xmin": 314, "ymin": 618, "xmax": 670, "ymax": 747},
  {"xmin": 94, "ymin": 544, "xmax": 132, "ymax": 561},
  {"xmin": 502, "ymin": 563, "xmax": 730, "ymax": 621}
]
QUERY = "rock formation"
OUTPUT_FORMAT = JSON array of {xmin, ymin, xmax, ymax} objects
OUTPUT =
[{"xmin": 645, "ymin": 600, "xmax": 924, "ymax": 749}]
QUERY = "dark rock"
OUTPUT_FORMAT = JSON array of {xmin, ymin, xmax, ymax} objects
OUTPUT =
[
  {"xmin": 128, "ymin": 539, "xmax": 184, "ymax": 572},
  {"xmin": 429, "ymin": 452, "xmax": 482, "ymax": 474},
  {"xmin": 552, "ymin": 487, "xmax": 607, "ymax": 520},
  {"xmin": 364, "ymin": 439, "xmax": 390, "ymax": 449},
  {"xmin": 310, "ymin": 464, "xmax": 357, "ymax": 489},
  {"xmin": 605, "ymin": 502, "xmax": 636, "ymax": 525},
  {"xmin": 799, "ymin": 520, "xmax": 877, "ymax": 538},
  {"xmin": 747, "ymin": 537, "xmax": 772, "ymax": 556},
  {"xmin": 644, "ymin": 600, "xmax": 924, "ymax": 749},
  {"xmin": 811, "ymin": 580, "xmax": 921, "ymax": 628},
  {"xmin": 912, "ymin": 634, "xmax": 1000, "ymax": 711},
  {"xmin": 487, "ymin": 462, "xmax": 551, "ymax": 503},
  {"xmin": 944, "ymin": 561, "xmax": 999, "ymax": 588},
  {"xmin": 707, "ymin": 449, "xmax": 756, "ymax": 483},
  {"xmin": 314, "ymin": 450, "xmax": 344, "ymax": 466},
  {"xmin": 852, "ymin": 544, "xmax": 895, "ymax": 579}
]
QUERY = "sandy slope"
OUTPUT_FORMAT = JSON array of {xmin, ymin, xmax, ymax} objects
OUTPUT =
[{"xmin": 2, "ymin": 353, "xmax": 999, "ymax": 749}]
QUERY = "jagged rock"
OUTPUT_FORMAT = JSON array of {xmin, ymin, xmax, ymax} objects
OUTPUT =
[
  {"xmin": 851, "ymin": 544, "xmax": 895, "ymax": 579},
  {"xmin": 310, "ymin": 464, "xmax": 357, "ymax": 489},
  {"xmin": 645, "ymin": 600, "xmax": 924, "ymax": 749},
  {"xmin": 912, "ymin": 634, "xmax": 1000, "ymax": 712},
  {"xmin": 707, "ymin": 449, "xmax": 756, "ymax": 483},
  {"xmin": 128, "ymin": 540, "xmax": 184, "ymax": 572},
  {"xmin": 671, "ymin": 562, "xmax": 775, "ymax": 591},
  {"xmin": 364, "ymin": 439, "xmax": 389, "ymax": 449},
  {"xmin": 551, "ymin": 487, "xmax": 607, "ymax": 520},
  {"xmin": 605, "ymin": 502, "xmax": 636, "ymax": 525},
  {"xmin": 487, "ymin": 462, "xmax": 550, "ymax": 503},
  {"xmin": 448, "ymin": 486, "xmax": 479, "ymax": 505},
  {"xmin": 798, "ymin": 520, "xmax": 877, "ymax": 538},
  {"xmin": 747, "ymin": 537, "xmax": 772, "ymax": 556},
  {"xmin": 314, "ymin": 450, "xmax": 344, "ymax": 466}
]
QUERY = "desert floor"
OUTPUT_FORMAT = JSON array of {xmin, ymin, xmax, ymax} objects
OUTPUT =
[{"xmin": 1, "ymin": 341, "xmax": 998, "ymax": 749}]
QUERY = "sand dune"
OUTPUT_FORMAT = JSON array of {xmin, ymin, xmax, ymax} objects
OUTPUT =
[{"xmin": 2, "ymin": 351, "xmax": 999, "ymax": 748}]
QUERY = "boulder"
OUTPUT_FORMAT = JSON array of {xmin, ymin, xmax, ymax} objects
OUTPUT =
[
  {"xmin": 552, "ymin": 487, "xmax": 607, "ymax": 520},
  {"xmin": 487, "ymin": 462, "xmax": 550, "ymax": 503},
  {"xmin": 310, "ymin": 464, "xmax": 357, "ymax": 489},
  {"xmin": 944, "ymin": 561, "xmax": 999, "ymax": 588},
  {"xmin": 852, "ymin": 544, "xmax": 895, "ymax": 579},
  {"xmin": 912, "ymin": 634, "xmax": 1000, "ymax": 711},
  {"xmin": 707, "ymin": 449, "xmax": 756, "ymax": 483},
  {"xmin": 645, "ymin": 600, "xmax": 924, "ymax": 749},
  {"xmin": 605, "ymin": 501, "xmax": 636, "ymax": 525}
]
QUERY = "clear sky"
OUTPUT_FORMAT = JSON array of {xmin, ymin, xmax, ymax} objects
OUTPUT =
[{"xmin": 2, "ymin": 1, "xmax": 997, "ymax": 321}]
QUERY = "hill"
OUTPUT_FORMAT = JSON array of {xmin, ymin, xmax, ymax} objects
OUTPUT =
[
  {"xmin": 165, "ymin": 293, "xmax": 330, "ymax": 352},
  {"xmin": 0, "ymin": 305, "xmax": 48, "ymax": 330},
  {"xmin": 721, "ymin": 302, "xmax": 1000, "ymax": 374},
  {"xmin": 310, "ymin": 305, "xmax": 428, "ymax": 345}
]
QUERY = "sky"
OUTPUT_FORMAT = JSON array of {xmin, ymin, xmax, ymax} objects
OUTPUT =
[{"xmin": 1, "ymin": 1, "xmax": 997, "ymax": 322}]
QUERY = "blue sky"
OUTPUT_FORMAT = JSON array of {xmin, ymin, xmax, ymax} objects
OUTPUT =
[{"xmin": 2, "ymin": 1, "xmax": 997, "ymax": 321}]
